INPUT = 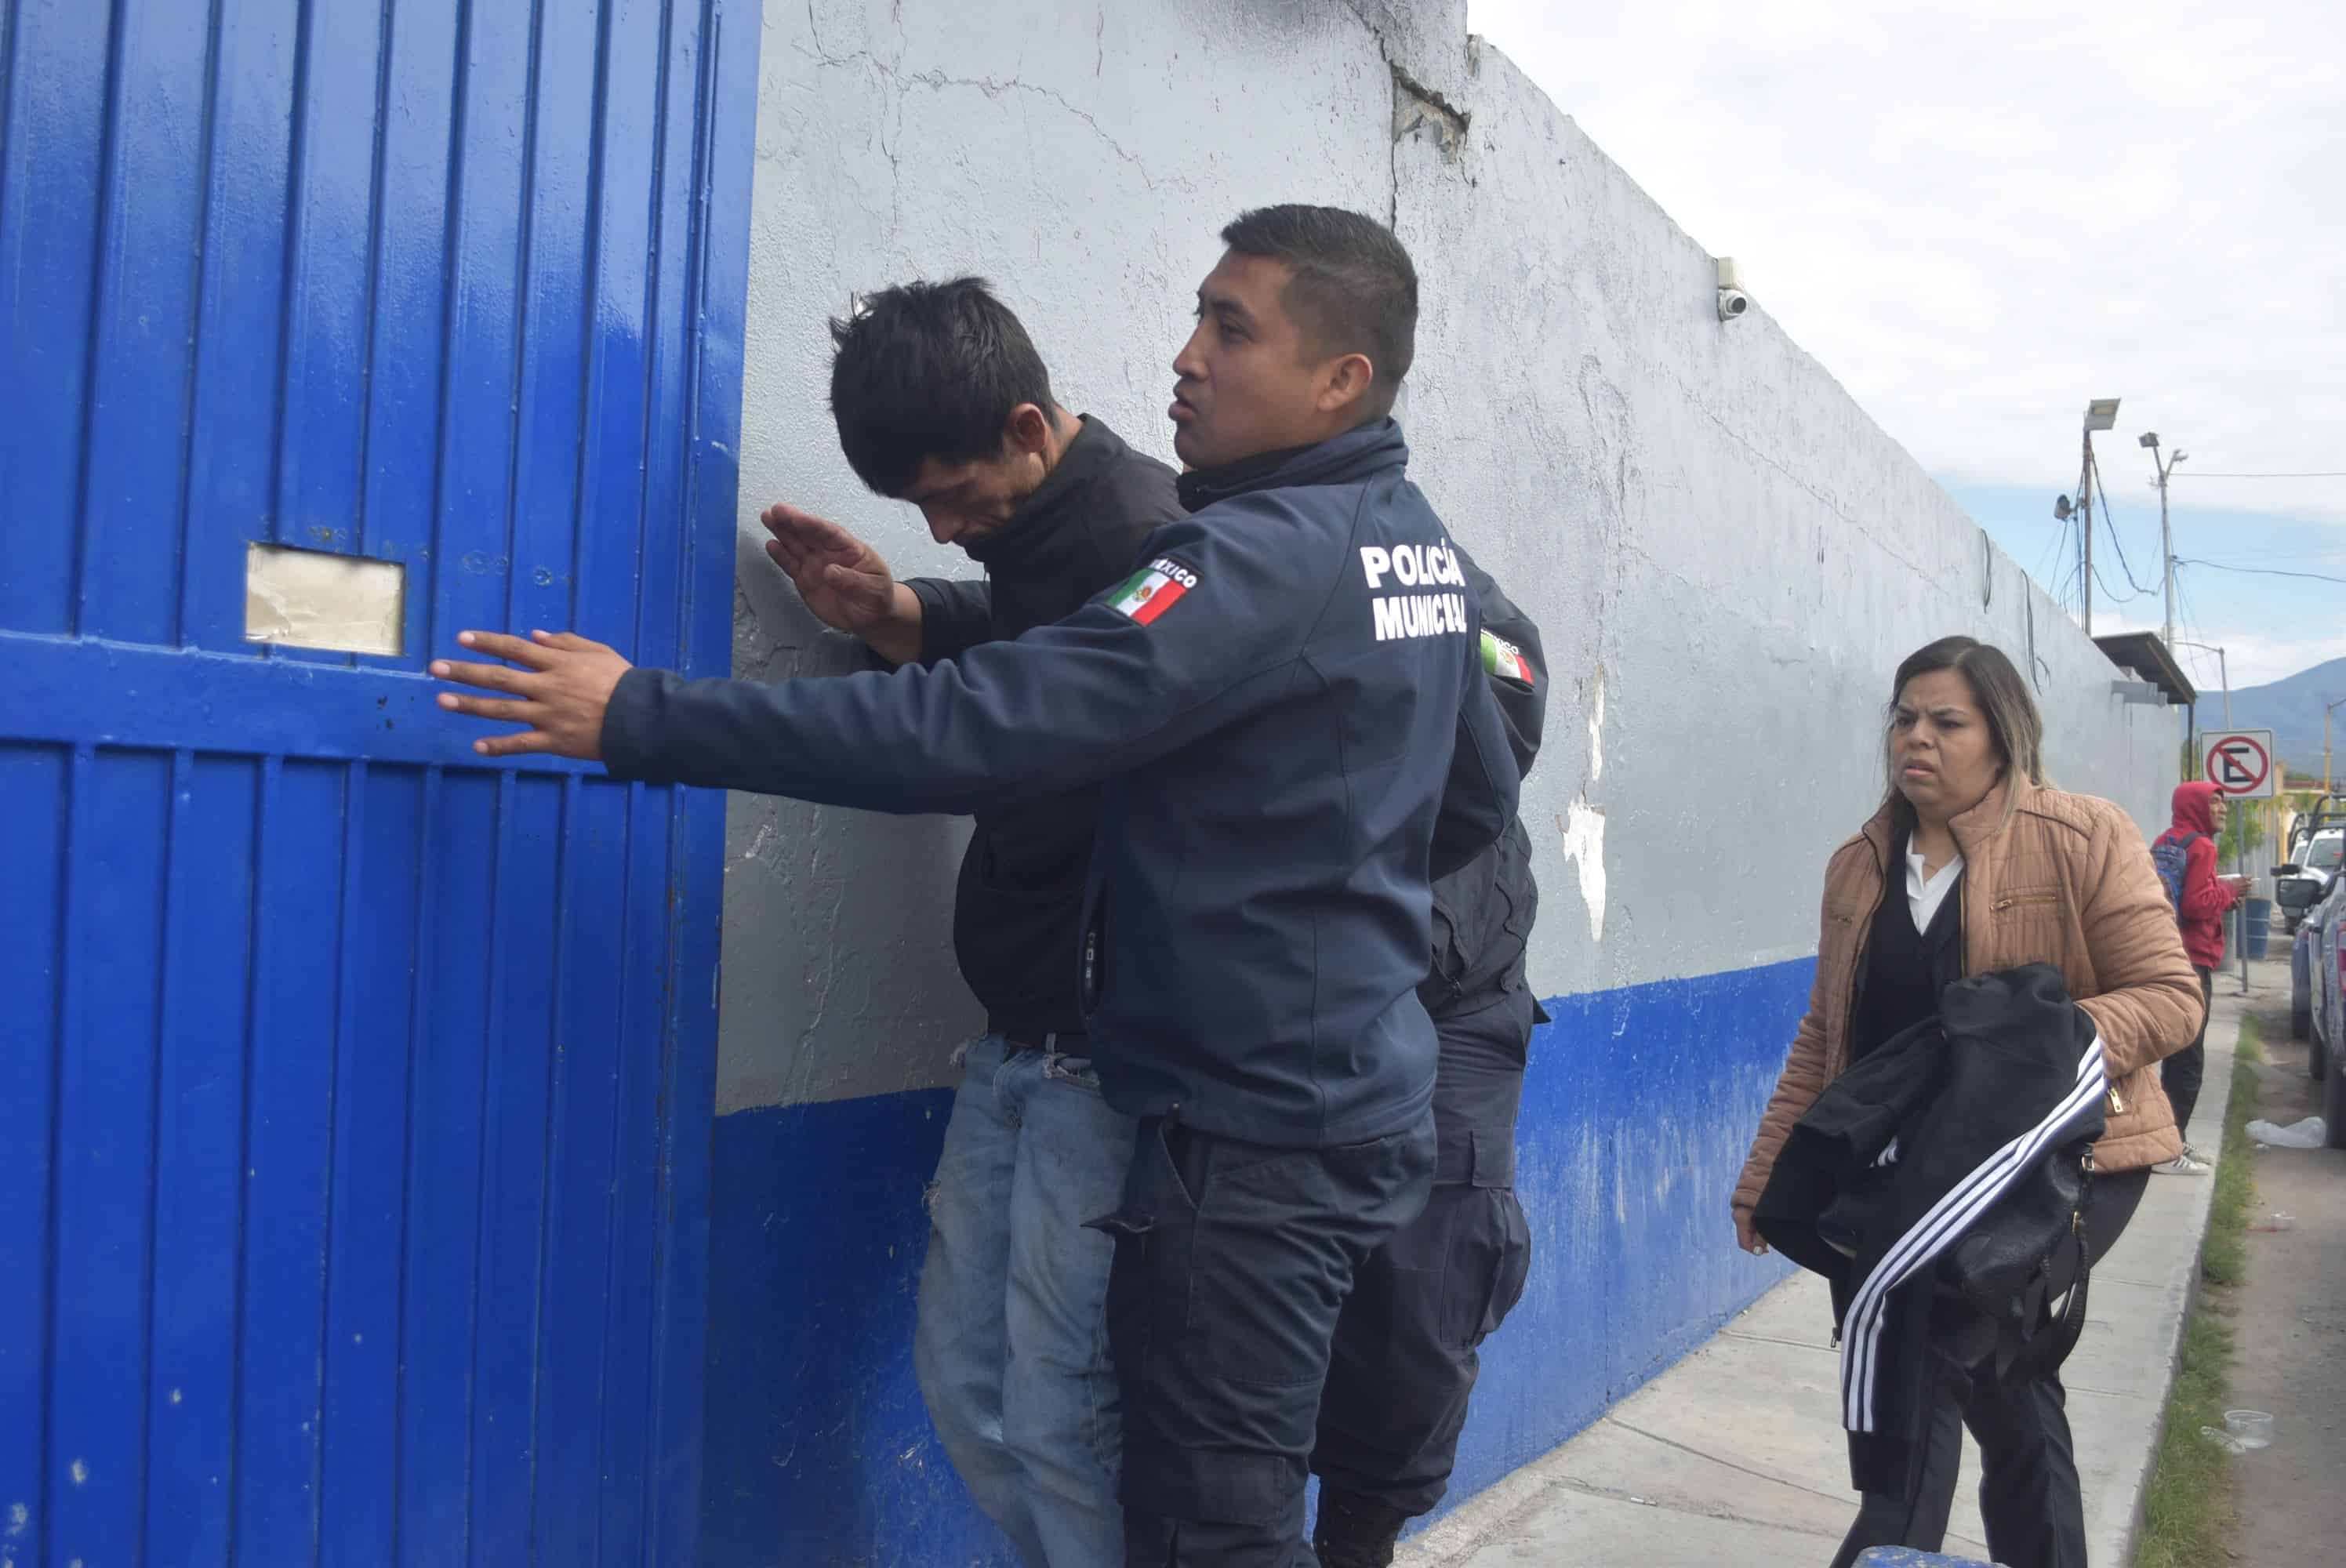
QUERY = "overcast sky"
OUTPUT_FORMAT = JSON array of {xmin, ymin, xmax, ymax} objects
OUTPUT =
[{"xmin": 1468, "ymin": 0, "xmax": 2345, "ymax": 689}]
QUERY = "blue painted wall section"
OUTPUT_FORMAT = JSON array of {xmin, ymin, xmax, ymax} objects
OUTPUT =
[{"xmin": 700, "ymin": 960, "xmax": 1809, "ymax": 1565}]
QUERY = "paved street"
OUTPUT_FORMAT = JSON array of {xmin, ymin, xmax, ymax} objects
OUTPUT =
[
  {"xmin": 2228, "ymin": 984, "xmax": 2346, "ymax": 1567},
  {"xmin": 1398, "ymin": 975, "xmax": 2267, "ymax": 1566}
]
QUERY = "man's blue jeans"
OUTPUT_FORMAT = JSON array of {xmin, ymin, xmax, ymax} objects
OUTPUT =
[{"xmin": 913, "ymin": 1034, "xmax": 1138, "ymax": 1566}]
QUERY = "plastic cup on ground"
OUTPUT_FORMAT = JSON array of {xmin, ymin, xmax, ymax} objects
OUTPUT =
[{"xmin": 2224, "ymin": 1410, "xmax": 2274, "ymax": 1450}]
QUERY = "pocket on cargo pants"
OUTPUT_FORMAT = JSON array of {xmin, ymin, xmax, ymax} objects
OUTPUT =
[{"xmin": 1464, "ymin": 1189, "xmax": 1532, "ymax": 1346}]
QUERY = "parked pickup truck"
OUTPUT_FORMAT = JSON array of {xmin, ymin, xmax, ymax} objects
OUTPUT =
[
  {"xmin": 2301, "ymin": 868, "xmax": 2346, "ymax": 1146},
  {"xmin": 2277, "ymin": 827, "xmax": 2343, "ymax": 935}
]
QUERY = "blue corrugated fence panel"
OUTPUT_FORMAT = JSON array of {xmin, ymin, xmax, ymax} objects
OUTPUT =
[
  {"xmin": 49, "ymin": 750, "xmax": 170, "ymax": 1566},
  {"xmin": 394, "ymin": 769, "xmax": 498, "ymax": 1567},
  {"xmin": 0, "ymin": 743, "xmax": 68, "ymax": 1558},
  {"xmin": 0, "ymin": 2, "xmax": 758, "ymax": 1563},
  {"xmin": 0, "ymin": 0, "xmax": 109, "ymax": 637},
  {"xmin": 147, "ymin": 754, "xmax": 261, "ymax": 1559},
  {"xmin": 231, "ymin": 759, "xmax": 343, "ymax": 1566},
  {"xmin": 178, "ymin": 0, "xmax": 302, "ymax": 657}
]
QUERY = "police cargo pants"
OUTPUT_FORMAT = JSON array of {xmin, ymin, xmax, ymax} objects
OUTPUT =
[
  {"xmin": 1091, "ymin": 1110, "xmax": 1436, "ymax": 1566},
  {"xmin": 1312, "ymin": 991, "xmax": 1536, "ymax": 1534}
]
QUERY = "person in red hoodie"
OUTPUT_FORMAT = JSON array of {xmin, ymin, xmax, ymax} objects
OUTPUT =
[{"xmin": 2150, "ymin": 781, "xmax": 2252, "ymax": 1173}]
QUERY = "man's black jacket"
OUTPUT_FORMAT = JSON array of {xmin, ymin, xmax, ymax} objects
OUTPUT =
[
  {"xmin": 1753, "ymin": 965, "xmax": 2108, "ymax": 1496},
  {"xmin": 898, "ymin": 416, "xmax": 1182, "ymax": 1041}
]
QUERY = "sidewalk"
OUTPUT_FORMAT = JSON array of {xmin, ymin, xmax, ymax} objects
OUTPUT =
[{"xmin": 1397, "ymin": 982, "xmax": 2255, "ymax": 1566}]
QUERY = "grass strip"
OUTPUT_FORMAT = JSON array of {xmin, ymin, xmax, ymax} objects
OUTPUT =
[{"xmin": 2132, "ymin": 1015, "xmax": 2261, "ymax": 1568}]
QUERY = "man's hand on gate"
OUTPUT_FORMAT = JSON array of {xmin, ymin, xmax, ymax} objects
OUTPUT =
[
  {"xmin": 761, "ymin": 502, "xmax": 923, "ymax": 664},
  {"xmin": 433, "ymin": 630, "xmax": 632, "ymax": 760}
]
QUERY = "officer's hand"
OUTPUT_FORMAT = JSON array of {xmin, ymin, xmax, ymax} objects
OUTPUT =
[
  {"xmin": 433, "ymin": 630, "xmax": 631, "ymax": 760},
  {"xmin": 1734, "ymin": 1208, "xmax": 1769, "ymax": 1256},
  {"xmin": 761, "ymin": 503, "xmax": 901, "ymax": 634}
]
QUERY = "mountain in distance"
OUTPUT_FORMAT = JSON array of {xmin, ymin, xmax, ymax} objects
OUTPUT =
[{"xmin": 2194, "ymin": 656, "xmax": 2346, "ymax": 785}]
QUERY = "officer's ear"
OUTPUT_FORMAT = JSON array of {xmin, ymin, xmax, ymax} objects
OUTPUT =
[{"xmin": 1316, "ymin": 352, "xmax": 1378, "ymax": 417}]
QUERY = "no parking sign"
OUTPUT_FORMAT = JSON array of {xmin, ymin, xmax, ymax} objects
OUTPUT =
[{"xmin": 2199, "ymin": 729, "xmax": 2277, "ymax": 799}]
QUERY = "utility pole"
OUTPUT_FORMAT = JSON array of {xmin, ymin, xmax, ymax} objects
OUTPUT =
[
  {"xmin": 2077, "ymin": 400, "xmax": 2119, "ymax": 634},
  {"xmin": 2079, "ymin": 426, "xmax": 2096, "ymax": 634},
  {"xmin": 2140, "ymin": 432, "xmax": 2187, "ymax": 648},
  {"xmin": 2328, "ymin": 695, "xmax": 2346, "ymax": 793}
]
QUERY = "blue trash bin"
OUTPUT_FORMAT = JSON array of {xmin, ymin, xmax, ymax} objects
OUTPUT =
[{"xmin": 2245, "ymin": 896, "xmax": 2274, "ymax": 960}]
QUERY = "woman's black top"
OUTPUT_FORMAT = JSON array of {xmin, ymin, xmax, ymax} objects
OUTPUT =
[{"xmin": 1851, "ymin": 829, "xmax": 1965, "ymax": 1062}]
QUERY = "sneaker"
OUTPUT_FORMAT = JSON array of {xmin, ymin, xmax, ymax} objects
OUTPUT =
[{"xmin": 2152, "ymin": 1150, "xmax": 2213, "ymax": 1176}]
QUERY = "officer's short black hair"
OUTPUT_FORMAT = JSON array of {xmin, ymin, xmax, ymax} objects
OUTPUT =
[
  {"xmin": 1220, "ymin": 205, "xmax": 1418, "ymax": 416},
  {"xmin": 827, "ymin": 278, "xmax": 1058, "ymax": 497}
]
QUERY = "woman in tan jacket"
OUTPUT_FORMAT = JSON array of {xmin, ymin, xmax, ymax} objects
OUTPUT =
[{"xmin": 1733, "ymin": 635, "xmax": 2202, "ymax": 1568}]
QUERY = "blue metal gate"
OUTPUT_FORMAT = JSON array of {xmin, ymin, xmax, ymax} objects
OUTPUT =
[{"xmin": 0, "ymin": 2, "xmax": 755, "ymax": 1563}]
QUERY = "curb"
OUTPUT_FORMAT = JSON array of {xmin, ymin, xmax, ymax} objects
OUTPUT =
[{"xmin": 2108, "ymin": 987, "xmax": 2250, "ymax": 1564}]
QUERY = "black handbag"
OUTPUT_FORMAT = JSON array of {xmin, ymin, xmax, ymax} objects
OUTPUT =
[{"xmin": 1939, "ymin": 1139, "xmax": 2097, "ymax": 1378}]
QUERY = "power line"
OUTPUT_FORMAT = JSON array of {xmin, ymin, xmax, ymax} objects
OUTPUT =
[
  {"xmin": 2174, "ymin": 573, "xmax": 2215, "ymax": 700},
  {"xmin": 2173, "ymin": 470, "xmax": 2346, "ymax": 479},
  {"xmin": 2087, "ymin": 451, "xmax": 2158, "ymax": 596},
  {"xmin": 2033, "ymin": 512, "xmax": 2072, "ymax": 601},
  {"xmin": 2175, "ymin": 557, "xmax": 2346, "ymax": 586},
  {"xmin": 2093, "ymin": 560, "xmax": 2152, "ymax": 603},
  {"xmin": 2177, "ymin": 569, "xmax": 2209, "ymax": 654}
]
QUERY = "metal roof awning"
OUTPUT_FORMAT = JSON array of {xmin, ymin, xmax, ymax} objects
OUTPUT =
[{"xmin": 2093, "ymin": 632, "xmax": 2198, "ymax": 707}]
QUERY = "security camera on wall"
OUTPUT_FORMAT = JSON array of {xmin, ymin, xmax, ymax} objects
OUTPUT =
[{"xmin": 1716, "ymin": 256, "xmax": 1749, "ymax": 322}]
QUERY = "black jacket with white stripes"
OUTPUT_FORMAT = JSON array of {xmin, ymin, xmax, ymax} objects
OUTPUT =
[{"xmin": 1752, "ymin": 964, "xmax": 2108, "ymax": 1497}]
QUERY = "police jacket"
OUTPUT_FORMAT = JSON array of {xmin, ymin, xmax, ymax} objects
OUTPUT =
[
  {"xmin": 1420, "ymin": 548, "xmax": 1547, "ymax": 1029},
  {"xmin": 896, "ymin": 417, "xmax": 1182, "ymax": 1041},
  {"xmin": 603, "ymin": 419, "xmax": 1520, "ymax": 1147},
  {"xmin": 1752, "ymin": 965, "xmax": 2108, "ymax": 1497}
]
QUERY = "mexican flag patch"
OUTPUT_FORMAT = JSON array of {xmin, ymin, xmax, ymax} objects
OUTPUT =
[
  {"xmin": 1481, "ymin": 630, "xmax": 1534, "ymax": 684},
  {"xmin": 1109, "ymin": 557, "xmax": 1198, "ymax": 626}
]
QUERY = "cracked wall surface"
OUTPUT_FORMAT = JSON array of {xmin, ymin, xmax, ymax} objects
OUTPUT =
[
  {"xmin": 719, "ymin": 0, "xmax": 2181, "ymax": 1115},
  {"xmin": 724, "ymin": 0, "xmax": 1390, "ymax": 1112}
]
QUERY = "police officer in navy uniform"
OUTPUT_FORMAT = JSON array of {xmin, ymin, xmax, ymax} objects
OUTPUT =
[
  {"xmin": 432, "ymin": 205, "xmax": 1520, "ymax": 1564},
  {"xmin": 1311, "ymin": 563, "xmax": 1548, "ymax": 1568}
]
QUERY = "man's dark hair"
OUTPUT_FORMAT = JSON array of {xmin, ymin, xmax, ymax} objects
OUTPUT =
[
  {"xmin": 827, "ymin": 278, "xmax": 1057, "ymax": 496},
  {"xmin": 1220, "ymin": 205, "xmax": 1418, "ymax": 416}
]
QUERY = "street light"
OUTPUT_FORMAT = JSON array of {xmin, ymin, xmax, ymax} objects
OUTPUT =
[
  {"xmin": 2086, "ymin": 399, "xmax": 2121, "ymax": 432},
  {"xmin": 2140, "ymin": 432, "xmax": 2188, "ymax": 650}
]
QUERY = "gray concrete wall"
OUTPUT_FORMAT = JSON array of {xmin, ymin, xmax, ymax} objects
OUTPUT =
[
  {"xmin": 1391, "ymin": 38, "xmax": 2184, "ymax": 1006},
  {"xmin": 701, "ymin": 5, "xmax": 2188, "ymax": 1553},
  {"xmin": 721, "ymin": 0, "xmax": 2183, "ymax": 1112}
]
